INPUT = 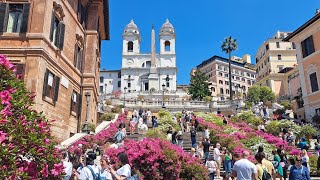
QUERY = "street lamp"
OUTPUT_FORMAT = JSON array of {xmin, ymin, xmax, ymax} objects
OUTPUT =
[
  {"xmin": 162, "ymin": 84, "xmax": 166, "ymax": 108},
  {"xmin": 82, "ymin": 92, "xmax": 91, "ymax": 134},
  {"xmin": 123, "ymin": 87, "xmax": 127, "ymax": 107}
]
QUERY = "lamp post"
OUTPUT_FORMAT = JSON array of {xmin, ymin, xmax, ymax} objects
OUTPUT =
[
  {"xmin": 123, "ymin": 87, "xmax": 127, "ymax": 107},
  {"xmin": 162, "ymin": 84, "xmax": 165, "ymax": 108},
  {"xmin": 82, "ymin": 92, "xmax": 91, "ymax": 134}
]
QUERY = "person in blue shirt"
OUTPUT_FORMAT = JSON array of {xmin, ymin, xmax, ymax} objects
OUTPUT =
[
  {"xmin": 289, "ymin": 156, "xmax": 311, "ymax": 180},
  {"xmin": 298, "ymin": 138, "xmax": 309, "ymax": 150}
]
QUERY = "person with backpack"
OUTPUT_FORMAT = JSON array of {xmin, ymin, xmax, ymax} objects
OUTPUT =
[
  {"xmin": 108, "ymin": 152, "xmax": 131, "ymax": 180},
  {"xmin": 79, "ymin": 151, "xmax": 100, "ymax": 180},
  {"xmin": 113, "ymin": 127, "xmax": 125, "ymax": 144},
  {"xmin": 289, "ymin": 156, "xmax": 311, "ymax": 180},
  {"xmin": 255, "ymin": 152, "xmax": 272, "ymax": 180}
]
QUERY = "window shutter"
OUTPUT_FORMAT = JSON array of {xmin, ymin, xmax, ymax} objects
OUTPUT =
[
  {"xmin": 309, "ymin": 35, "xmax": 315, "ymax": 54},
  {"xmin": 16, "ymin": 64, "xmax": 25, "ymax": 80},
  {"xmin": 70, "ymin": 92, "xmax": 74, "ymax": 113},
  {"xmin": 54, "ymin": 76, "xmax": 60, "ymax": 102},
  {"xmin": 74, "ymin": 44, "xmax": 78, "ymax": 66},
  {"xmin": 79, "ymin": 49, "xmax": 83, "ymax": 71},
  {"xmin": 77, "ymin": 94, "xmax": 82, "ymax": 118},
  {"xmin": 42, "ymin": 70, "xmax": 49, "ymax": 98},
  {"xmin": 20, "ymin": 3, "xmax": 30, "ymax": 33},
  {"xmin": 0, "ymin": 3, "xmax": 8, "ymax": 32},
  {"xmin": 58, "ymin": 22, "xmax": 65, "ymax": 50},
  {"xmin": 49, "ymin": 13, "xmax": 55, "ymax": 41}
]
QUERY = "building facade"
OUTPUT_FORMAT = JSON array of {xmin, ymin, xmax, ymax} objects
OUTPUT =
[
  {"xmin": 120, "ymin": 20, "xmax": 177, "ymax": 93},
  {"xmin": 0, "ymin": 0, "xmax": 109, "ymax": 142},
  {"xmin": 196, "ymin": 55, "xmax": 256, "ymax": 101},
  {"xmin": 99, "ymin": 70, "xmax": 121, "ymax": 95},
  {"xmin": 255, "ymin": 31, "xmax": 297, "ymax": 96},
  {"xmin": 284, "ymin": 11, "xmax": 320, "ymax": 121}
]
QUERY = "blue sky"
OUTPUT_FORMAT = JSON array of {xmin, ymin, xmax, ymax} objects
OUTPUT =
[{"xmin": 101, "ymin": 0, "xmax": 318, "ymax": 85}]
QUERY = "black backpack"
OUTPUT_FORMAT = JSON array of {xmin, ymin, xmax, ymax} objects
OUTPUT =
[{"xmin": 261, "ymin": 166, "xmax": 272, "ymax": 180}]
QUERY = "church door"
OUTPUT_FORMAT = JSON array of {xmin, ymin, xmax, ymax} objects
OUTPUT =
[{"xmin": 144, "ymin": 82, "xmax": 149, "ymax": 91}]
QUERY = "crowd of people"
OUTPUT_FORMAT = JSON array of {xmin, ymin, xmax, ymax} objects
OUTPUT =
[{"xmin": 61, "ymin": 108, "xmax": 320, "ymax": 180}]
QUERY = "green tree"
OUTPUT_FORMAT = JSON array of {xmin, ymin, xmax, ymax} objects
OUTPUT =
[
  {"xmin": 247, "ymin": 85, "xmax": 275, "ymax": 103},
  {"xmin": 188, "ymin": 70, "xmax": 211, "ymax": 100},
  {"xmin": 221, "ymin": 36, "xmax": 238, "ymax": 101}
]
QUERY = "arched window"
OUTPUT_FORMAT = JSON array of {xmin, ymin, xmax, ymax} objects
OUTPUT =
[
  {"xmin": 128, "ymin": 41, "xmax": 133, "ymax": 52},
  {"xmin": 164, "ymin": 41, "xmax": 170, "ymax": 52}
]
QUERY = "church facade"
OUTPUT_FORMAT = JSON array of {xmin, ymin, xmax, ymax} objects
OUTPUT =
[{"xmin": 120, "ymin": 20, "xmax": 177, "ymax": 93}]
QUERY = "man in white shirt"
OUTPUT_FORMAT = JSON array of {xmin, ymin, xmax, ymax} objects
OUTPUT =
[
  {"xmin": 232, "ymin": 151, "xmax": 258, "ymax": 180},
  {"xmin": 214, "ymin": 143, "xmax": 222, "ymax": 179}
]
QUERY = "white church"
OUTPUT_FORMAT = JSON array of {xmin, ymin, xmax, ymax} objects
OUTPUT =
[{"xmin": 100, "ymin": 19, "xmax": 178, "ymax": 95}]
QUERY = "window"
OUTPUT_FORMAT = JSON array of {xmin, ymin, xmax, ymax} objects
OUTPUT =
[
  {"xmin": 247, "ymin": 73, "xmax": 250, "ymax": 77},
  {"xmin": 166, "ymin": 81, "xmax": 170, "ymax": 88},
  {"xmin": 219, "ymin": 72, "xmax": 223, "ymax": 76},
  {"xmin": 310, "ymin": 72, "xmax": 319, "ymax": 92},
  {"xmin": 0, "ymin": 3, "xmax": 30, "ymax": 33},
  {"xmin": 219, "ymin": 80, "xmax": 223, "ymax": 84},
  {"xmin": 316, "ymin": 108, "xmax": 320, "ymax": 115},
  {"xmin": 301, "ymin": 36, "xmax": 315, "ymax": 58},
  {"xmin": 278, "ymin": 55, "xmax": 282, "ymax": 60},
  {"xmin": 77, "ymin": 1, "xmax": 87, "ymax": 27},
  {"xmin": 164, "ymin": 41, "xmax": 170, "ymax": 51},
  {"xmin": 146, "ymin": 61, "xmax": 151, "ymax": 68},
  {"xmin": 99, "ymin": 86, "xmax": 103, "ymax": 93},
  {"xmin": 218, "ymin": 65, "xmax": 222, "ymax": 70},
  {"xmin": 242, "ymin": 78, "xmax": 245, "ymax": 82},
  {"xmin": 13, "ymin": 64, "xmax": 25, "ymax": 81},
  {"xmin": 265, "ymin": 44, "xmax": 269, "ymax": 50},
  {"xmin": 226, "ymin": 89, "xmax": 230, "ymax": 94},
  {"xmin": 267, "ymin": 56, "xmax": 270, "ymax": 62},
  {"xmin": 276, "ymin": 42, "xmax": 280, "ymax": 48},
  {"xmin": 128, "ymin": 82, "xmax": 131, "ymax": 88},
  {"xmin": 225, "ymin": 81, "xmax": 229, "ymax": 85},
  {"xmin": 277, "ymin": 66, "xmax": 284, "ymax": 72},
  {"xmin": 43, "ymin": 69, "xmax": 60, "ymax": 103},
  {"xmin": 100, "ymin": 77, "xmax": 104, "ymax": 83},
  {"xmin": 225, "ymin": 74, "xmax": 229, "ymax": 78},
  {"xmin": 49, "ymin": 13, "xmax": 65, "ymax": 49},
  {"xmin": 74, "ymin": 44, "xmax": 83, "ymax": 71},
  {"xmin": 220, "ymin": 88, "xmax": 224, "ymax": 94},
  {"xmin": 211, "ymin": 87, "xmax": 215, "ymax": 92},
  {"xmin": 232, "ymin": 76, "xmax": 235, "ymax": 80},
  {"xmin": 264, "ymin": 60, "xmax": 267, "ymax": 65},
  {"xmin": 70, "ymin": 91, "xmax": 80, "ymax": 114},
  {"xmin": 118, "ymin": 72, "xmax": 121, "ymax": 78},
  {"xmin": 236, "ymin": 77, "xmax": 240, "ymax": 80},
  {"xmin": 117, "ymin": 81, "xmax": 121, "ymax": 88},
  {"xmin": 128, "ymin": 41, "xmax": 133, "ymax": 52}
]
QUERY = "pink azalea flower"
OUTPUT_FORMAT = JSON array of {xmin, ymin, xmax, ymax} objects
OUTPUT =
[
  {"xmin": 41, "ymin": 164, "xmax": 49, "ymax": 177},
  {"xmin": 51, "ymin": 163, "xmax": 64, "ymax": 177},
  {"xmin": 0, "ymin": 131, "xmax": 7, "ymax": 144}
]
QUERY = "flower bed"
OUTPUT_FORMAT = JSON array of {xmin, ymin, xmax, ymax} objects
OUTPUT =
[
  {"xmin": 68, "ymin": 113, "xmax": 126, "ymax": 154},
  {"xmin": 105, "ymin": 138, "xmax": 208, "ymax": 180},
  {"xmin": 0, "ymin": 55, "xmax": 64, "ymax": 179}
]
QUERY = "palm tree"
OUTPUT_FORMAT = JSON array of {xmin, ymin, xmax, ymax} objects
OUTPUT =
[{"xmin": 221, "ymin": 36, "xmax": 238, "ymax": 101}]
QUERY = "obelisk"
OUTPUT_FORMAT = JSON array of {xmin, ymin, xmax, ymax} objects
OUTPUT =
[{"xmin": 148, "ymin": 25, "xmax": 159, "ymax": 90}]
